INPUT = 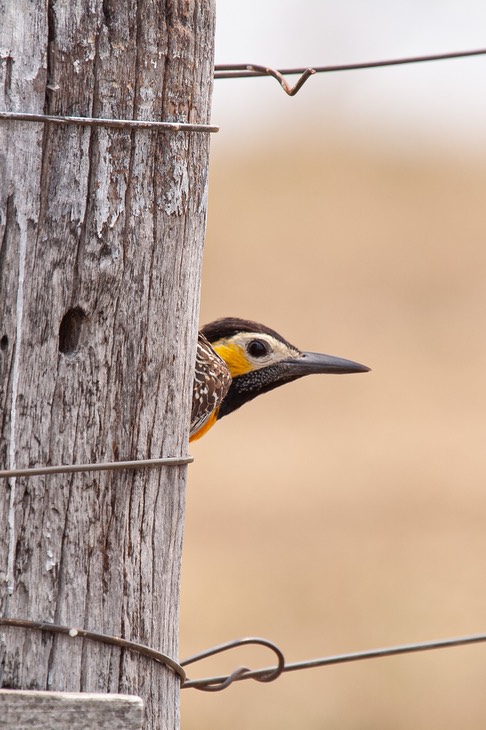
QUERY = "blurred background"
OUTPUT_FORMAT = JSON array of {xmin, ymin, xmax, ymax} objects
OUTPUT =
[{"xmin": 180, "ymin": 2, "xmax": 486, "ymax": 728}]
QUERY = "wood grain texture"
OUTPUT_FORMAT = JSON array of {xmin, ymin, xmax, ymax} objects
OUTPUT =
[
  {"xmin": 0, "ymin": 690, "xmax": 143, "ymax": 730},
  {"xmin": 0, "ymin": 2, "xmax": 215, "ymax": 729}
]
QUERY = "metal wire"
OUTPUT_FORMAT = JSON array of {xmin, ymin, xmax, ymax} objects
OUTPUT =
[
  {"xmin": 215, "ymin": 47, "xmax": 486, "ymax": 95},
  {"xmin": 3, "ymin": 618, "xmax": 485, "ymax": 692},
  {"xmin": 0, "ymin": 455, "xmax": 193, "ymax": 479},
  {"xmin": 0, "ymin": 110, "xmax": 218, "ymax": 132},
  {"xmin": 182, "ymin": 632, "xmax": 486, "ymax": 690},
  {"xmin": 0, "ymin": 617, "xmax": 186, "ymax": 684},
  {"xmin": 181, "ymin": 637, "xmax": 285, "ymax": 692}
]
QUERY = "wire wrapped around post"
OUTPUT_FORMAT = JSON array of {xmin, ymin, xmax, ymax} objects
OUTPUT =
[{"xmin": 0, "ymin": 110, "xmax": 219, "ymax": 133}]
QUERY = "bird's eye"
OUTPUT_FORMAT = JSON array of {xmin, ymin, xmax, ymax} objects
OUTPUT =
[{"xmin": 247, "ymin": 339, "xmax": 269, "ymax": 358}]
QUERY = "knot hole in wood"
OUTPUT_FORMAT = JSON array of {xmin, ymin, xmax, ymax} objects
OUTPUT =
[{"xmin": 59, "ymin": 307, "xmax": 86, "ymax": 355}]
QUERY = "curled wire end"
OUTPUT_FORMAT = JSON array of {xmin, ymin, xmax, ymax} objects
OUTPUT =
[
  {"xmin": 245, "ymin": 64, "xmax": 316, "ymax": 96},
  {"xmin": 181, "ymin": 636, "xmax": 285, "ymax": 691},
  {"xmin": 192, "ymin": 666, "xmax": 251, "ymax": 692}
]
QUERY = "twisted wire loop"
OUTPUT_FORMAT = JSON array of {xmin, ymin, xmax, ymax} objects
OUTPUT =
[
  {"xmin": 0, "ymin": 455, "xmax": 193, "ymax": 480},
  {"xmin": 0, "ymin": 111, "xmax": 218, "ymax": 133},
  {"xmin": 0, "ymin": 617, "xmax": 187, "ymax": 684},
  {"xmin": 181, "ymin": 637, "xmax": 285, "ymax": 691},
  {"xmin": 215, "ymin": 47, "xmax": 486, "ymax": 95}
]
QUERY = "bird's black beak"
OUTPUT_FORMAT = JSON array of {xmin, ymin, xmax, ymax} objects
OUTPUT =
[{"xmin": 282, "ymin": 351, "xmax": 370, "ymax": 376}]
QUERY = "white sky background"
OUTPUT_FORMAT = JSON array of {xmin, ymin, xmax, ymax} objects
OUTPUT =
[{"xmin": 212, "ymin": 0, "xmax": 486, "ymax": 156}]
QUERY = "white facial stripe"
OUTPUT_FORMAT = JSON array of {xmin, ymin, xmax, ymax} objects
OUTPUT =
[{"xmin": 231, "ymin": 332, "xmax": 300, "ymax": 371}]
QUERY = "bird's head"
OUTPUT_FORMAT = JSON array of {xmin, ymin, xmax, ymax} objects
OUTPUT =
[{"xmin": 200, "ymin": 317, "xmax": 370, "ymax": 419}]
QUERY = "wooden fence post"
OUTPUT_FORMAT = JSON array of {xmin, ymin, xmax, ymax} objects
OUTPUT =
[{"xmin": 0, "ymin": 2, "xmax": 216, "ymax": 728}]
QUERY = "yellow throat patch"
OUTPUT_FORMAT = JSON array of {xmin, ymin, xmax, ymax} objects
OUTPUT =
[{"xmin": 212, "ymin": 341, "xmax": 252, "ymax": 377}]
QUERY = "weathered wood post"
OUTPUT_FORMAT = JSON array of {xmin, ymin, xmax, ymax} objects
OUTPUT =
[{"xmin": 0, "ymin": 1, "xmax": 216, "ymax": 728}]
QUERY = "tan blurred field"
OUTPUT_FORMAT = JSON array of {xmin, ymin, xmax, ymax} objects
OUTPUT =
[{"xmin": 180, "ymin": 134, "xmax": 486, "ymax": 729}]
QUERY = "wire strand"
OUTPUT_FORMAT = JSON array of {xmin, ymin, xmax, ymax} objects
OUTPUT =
[
  {"xmin": 0, "ymin": 618, "xmax": 186, "ymax": 683},
  {"xmin": 0, "ymin": 455, "xmax": 193, "ymax": 479},
  {"xmin": 3, "ymin": 618, "xmax": 485, "ymax": 692},
  {"xmin": 0, "ymin": 111, "xmax": 218, "ymax": 132},
  {"xmin": 182, "ymin": 633, "xmax": 486, "ymax": 690},
  {"xmin": 215, "ymin": 48, "xmax": 486, "ymax": 95}
]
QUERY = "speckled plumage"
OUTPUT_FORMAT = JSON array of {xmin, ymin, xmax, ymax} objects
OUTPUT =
[{"xmin": 190, "ymin": 332, "xmax": 232, "ymax": 439}]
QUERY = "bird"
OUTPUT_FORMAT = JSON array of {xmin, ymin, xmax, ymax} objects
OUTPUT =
[{"xmin": 190, "ymin": 317, "xmax": 369, "ymax": 441}]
